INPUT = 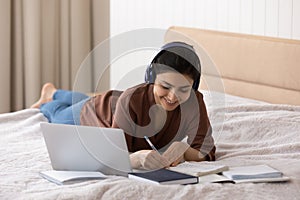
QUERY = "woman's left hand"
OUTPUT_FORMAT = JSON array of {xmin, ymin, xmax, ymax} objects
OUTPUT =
[{"xmin": 162, "ymin": 141, "xmax": 189, "ymax": 167}]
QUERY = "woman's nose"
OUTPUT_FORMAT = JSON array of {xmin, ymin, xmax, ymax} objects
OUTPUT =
[{"xmin": 168, "ymin": 90, "xmax": 178, "ymax": 101}]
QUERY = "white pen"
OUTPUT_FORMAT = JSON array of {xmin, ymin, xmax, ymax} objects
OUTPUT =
[{"xmin": 144, "ymin": 136, "xmax": 160, "ymax": 154}]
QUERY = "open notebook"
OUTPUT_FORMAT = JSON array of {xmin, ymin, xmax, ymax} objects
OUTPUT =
[
  {"xmin": 168, "ymin": 161, "xmax": 229, "ymax": 176},
  {"xmin": 198, "ymin": 164, "xmax": 290, "ymax": 184}
]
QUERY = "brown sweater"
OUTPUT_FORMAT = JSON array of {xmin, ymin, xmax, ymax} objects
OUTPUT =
[{"xmin": 80, "ymin": 83, "xmax": 215, "ymax": 160}]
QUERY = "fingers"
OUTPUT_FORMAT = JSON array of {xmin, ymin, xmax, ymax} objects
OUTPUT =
[
  {"xmin": 130, "ymin": 143, "xmax": 190, "ymax": 170},
  {"xmin": 162, "ymin": 141, "xmax": 189, "ymax": 164},
  {"xmin": 129, "ymin": 151, "xmax": 143, "ymax": 169},
  {"xmin": 170, "ymin": 157, "xmax": 183, "ymax": 167},
  {"xmin": 142, "ymin": 151, "xmax": 170, "ymax": 170}
]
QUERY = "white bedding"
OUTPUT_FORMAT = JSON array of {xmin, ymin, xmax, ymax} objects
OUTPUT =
[{"xmin": 1, "ymin": 92, "xmax": 300, "ymax": 200}]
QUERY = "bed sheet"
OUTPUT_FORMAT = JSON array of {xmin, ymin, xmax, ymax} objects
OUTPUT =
[{"xmin": 0, "ymin": 92, "xmax": 299, "ymax": 200}]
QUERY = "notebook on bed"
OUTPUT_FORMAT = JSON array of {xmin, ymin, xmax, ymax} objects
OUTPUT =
[{"xmin": 40, "ymin": 122, "xmax": 132, "ymax": 177}]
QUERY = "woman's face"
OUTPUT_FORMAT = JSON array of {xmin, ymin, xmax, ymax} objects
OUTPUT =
[{"xmin": 153, "ymin": 72, "xmax": 194, "ymax": 111}]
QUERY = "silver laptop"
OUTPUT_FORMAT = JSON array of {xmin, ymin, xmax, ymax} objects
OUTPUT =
[{"xmin": 40, "ymin": 122, "xmax": 132, "ymax": 176}]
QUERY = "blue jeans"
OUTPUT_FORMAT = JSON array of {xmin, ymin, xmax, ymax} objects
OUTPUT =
[{"xmin": 40, "ymin": 90, "xmax": 90, "ymax": 125}]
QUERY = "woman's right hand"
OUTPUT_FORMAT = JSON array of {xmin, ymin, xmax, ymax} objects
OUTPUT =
[{"xmin": 129, "ymin": 150, "xmax": 170, "ymax": 170}]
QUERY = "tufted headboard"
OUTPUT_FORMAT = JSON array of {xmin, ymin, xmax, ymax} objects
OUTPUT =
[{"xmin": 165, "ymin": 26, "xmax": 300, "ymax": 105}]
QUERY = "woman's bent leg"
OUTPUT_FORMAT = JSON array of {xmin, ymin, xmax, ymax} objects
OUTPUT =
[
  {"xmin": 54, "ymin": 90, "xmax": 89, "ymax": 104},
  {"xmin": 40, "ymin": 97, "xmax": 90, "ymax": 125}
]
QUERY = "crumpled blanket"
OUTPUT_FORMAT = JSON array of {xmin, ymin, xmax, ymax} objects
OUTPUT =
[{"xmin": 1, "ymin": 92, "xmax": 300, "ymax": 200}]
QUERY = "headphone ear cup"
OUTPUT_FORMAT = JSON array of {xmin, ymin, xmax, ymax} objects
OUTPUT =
[
  {"xmin": 192, "ymin": 78, "xmax": 200, "ymax": 91},
  {"xmin": 144, "ymin": 64, "xmax": 153, "ymax": 83}
]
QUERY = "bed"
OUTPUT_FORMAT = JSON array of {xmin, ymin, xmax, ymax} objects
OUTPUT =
[{"xmin": 1, "ymin": 26, "xmax": 300, "ymax": 199}]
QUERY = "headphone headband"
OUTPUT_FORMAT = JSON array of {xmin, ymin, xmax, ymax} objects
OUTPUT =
[{"xmin": 159, "ymin": 42, "xmax": 196, "ymax": 54}]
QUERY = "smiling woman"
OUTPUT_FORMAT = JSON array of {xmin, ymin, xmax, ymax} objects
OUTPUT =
[{"xmin": 32, "ymin": 41, "xmax": 215, "ymax": 171}]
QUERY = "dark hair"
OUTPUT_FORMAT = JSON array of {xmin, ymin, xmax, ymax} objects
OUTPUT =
[{"xmin": 152, "ymin": 44, "xmax": 201, "ymax": 85}]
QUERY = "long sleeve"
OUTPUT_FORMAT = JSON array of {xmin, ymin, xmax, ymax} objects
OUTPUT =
[{"xmin": 184, "ymin": 91, "xmax": 215, "ymax": 161}]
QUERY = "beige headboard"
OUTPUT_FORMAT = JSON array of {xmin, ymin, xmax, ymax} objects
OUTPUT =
[{"xmin": 165, "ymin": 26, "xmax": 300, "ymax": 105}]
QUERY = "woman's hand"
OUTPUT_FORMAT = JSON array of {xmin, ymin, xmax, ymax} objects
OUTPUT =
[
  {"xmin": 162, "ymin": 141, "xmax": 189, "ymax": 167},
  {"xmin": 129, "ymin": 142, "xmax": 207, "ymax": 170},
  {"xmin": 162, "ymin": 141, "xmax": 207, "ymax": 166},
  {"xmin": 130, "ymin": 150, "xmax": 170, "ymax": 170}
]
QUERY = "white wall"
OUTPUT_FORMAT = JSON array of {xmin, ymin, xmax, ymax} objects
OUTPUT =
[{"xmin": 109, "ymin": 0, "xmax": 300, "ymax": 88}]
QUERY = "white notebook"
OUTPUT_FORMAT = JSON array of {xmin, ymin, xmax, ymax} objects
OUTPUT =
[
  {"xmin": 40, "ymin": 170, "xmax": 108, "ymax": 185},
  {"xmin": 222, "ymin": 164, "xmax": 283, "ymax": 180},
  {"xmin": 198, "ymin": 164, "xmax": 290, "ymax": 184},
  {"xmin": 169, "ymin": 161, "xmax": 229, "ymax": 176},
  {"xmin": 198, "ymin": 173, "xmax": 290, "ymax": 184}
]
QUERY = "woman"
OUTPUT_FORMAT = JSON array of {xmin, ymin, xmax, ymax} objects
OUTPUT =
[{"xmin": 32, "ymin": 42, "xmax": 215, "ymax": 170}]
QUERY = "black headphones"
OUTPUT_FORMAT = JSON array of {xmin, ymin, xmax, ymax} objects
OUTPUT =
[{"xmin": 144, "ymin": 41, "xmax": 201, "ymax": 91}]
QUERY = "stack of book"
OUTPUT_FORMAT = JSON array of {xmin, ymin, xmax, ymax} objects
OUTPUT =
[
  {"xmin": 128, "ymin": 162, "xmax": 229, "ymax": 185},
  {"xmin": 219, "ymin": 164, "xmax": 289, "ymax": 183},
  {"xmin": 198, "ymin": 164, "xmax": 290, "ymax": 184}
]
